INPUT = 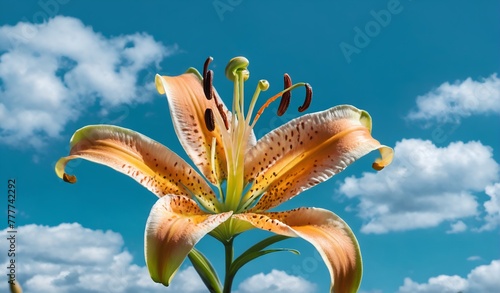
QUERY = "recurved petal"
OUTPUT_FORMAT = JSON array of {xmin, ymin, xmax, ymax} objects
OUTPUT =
[
  {"xmin": 145, "ymin": 195, "xmax": 232, "ymax": 286},
  {"xmin": 242, "ymin": 105, "xmax": 393, "ymax": 211},
  {"xmin": 233, "ymin": 208, "xmax": 362, "ymax": 293},
  {"xmin": 55, "ymin": 125, "xmax": 219, "ymax": 212},
  {"xmin": 155, "ymin": 71, "xmax": 231, "ymax": 184}
]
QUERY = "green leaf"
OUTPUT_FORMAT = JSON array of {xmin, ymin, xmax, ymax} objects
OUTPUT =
[
  {"xmin": 226, "ymin": 235, "xmax": 299, "ymax": 281},
  {"xmin": 188, "ymin": 248, "xmax": 222, "ymax": 293},
  {"xmin": 230, "ymin": 248, "xmax": 299, "ymax": 277},
  {"xmin": 241, "ymin": 234, "xmax": 291, "ymax": 255}
]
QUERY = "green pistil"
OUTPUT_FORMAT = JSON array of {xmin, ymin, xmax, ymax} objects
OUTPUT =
[
  {"xmin": 219, "ymin": 56, "xmax": 313, "ymax": 212},
  {"xmin": 224, "ymin": 58, "xmax": 250, "ymax": 211}
]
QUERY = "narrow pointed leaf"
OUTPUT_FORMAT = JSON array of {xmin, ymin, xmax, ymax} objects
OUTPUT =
[
  {"xmin": 239, "ymin": 234, "xmax": 291, "ymax": 256},
  {"xmin": 229, "ymin": 248, "xmax": 299, "ymax": 280},
  {"xmin": 225, "ymin": 234, "xmax": 293, "ymax": 281},
  {"xmin": 188, "ymin": 248, "xmax": 222, "ymax": 293}
]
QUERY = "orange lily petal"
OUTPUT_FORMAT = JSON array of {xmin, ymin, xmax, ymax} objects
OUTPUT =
[
  {"xmin": 243, "ymin": 105, "xmax": 393, "ymax": 211},
  {"xmin": 145, "ymin": 195, "xmax": 232, "ymax": 286},
  {"xmin": 155, "ymin": 72, "xmax": 232, "ymax": 184},
  {"xmin": 55, "ymin": 125, "xmax": 219, "ymax": 212},
  {"xmin": 233, "ymin": 208, "xmax": 362, "ymax": 293}
]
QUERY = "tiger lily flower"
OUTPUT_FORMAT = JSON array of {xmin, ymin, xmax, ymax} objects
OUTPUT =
[{"xmin": 55, "ymin": 56, "xmax": 393, "ymax": 293}]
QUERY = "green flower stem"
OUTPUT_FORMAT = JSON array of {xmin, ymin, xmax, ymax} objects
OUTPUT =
[
  {"xmin": 222, "ymin": 237, "xmax": 235, "ymax": 293},
  {"xmin": 190, "ymin": 234, "xmax": 293, "ymax": 293}
]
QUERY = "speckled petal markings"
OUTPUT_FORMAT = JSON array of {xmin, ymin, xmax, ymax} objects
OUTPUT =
[
  {"xmin": 55, "ymin": 125, "xmax": 219, "ymax": 212},
  {"xmin": 243, "ymin": 105, "xmax": 393, "ymax": 211},
  {"xmin": 156, "ymin": 73, "xmax": 232, "ymax": 184},
  {"xmin": 234, "ymin": 207, "xmax": 362, "ymax": 293},
  {"xmin": 145, "ymin": 195, "xmax": 232, "ymax": 286}
]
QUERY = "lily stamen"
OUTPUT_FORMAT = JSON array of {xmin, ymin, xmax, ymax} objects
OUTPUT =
[
  {"xmin": 209, "ymin": 136, "xmax": 224, "ymax": 201},
  {"xmin": 251, "ymin": 82, "xmax": 309, "ymax": 127},
  {"xmin": 202, "ymin": 57, "xmax": 230, "ymax": 130},
  {"xmin": 298, "ymin": 83, "xmax": 312, "ymax": 112},
  {"xmin": 245, "ymin": 79, "xmax": 269, "ymax": 126},
  {"xmin": 203, "ymin": 70, "xmax": 213, "ymax": 100},
  {"xmin": 203, "ymin": 57, "xmax": 214, "ymax": 100},
  {"xmin": 204, "ymin": 108, "xmax": 215, "ymax": 131},
  {"xmin": 203, "ymin": 56, "xmax": 213, "ymax": 81},
  {"xmin": 216, "ymin": 101, "xmax": 229, "ymax": 130},
  {"xmin": 277, "ymin": 73, "xmax": 292, "ymax": 116}
]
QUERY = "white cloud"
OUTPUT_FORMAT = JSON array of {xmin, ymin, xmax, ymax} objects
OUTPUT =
[
  {"xmin": 163, "ymin": 266, "xmax": 208, "ymax": 293},
  {"xmin": 338, "ymin": 139, "xmax": 499, "ymax": 233},
  {"xmin": 467, "ymin": 256, "xmax": 482, "ymax": 261},
  {"xmin": 399, "ymin": 275, "xmax": 468, "ymax": 293},
  {"xmin": 0, "ymin": 16, "xmax": 175, "ymax": 148},
  {"xmin": 446, "ymin": 220, "xmax": 467, "ymax": 234},
  {"xmin": 0, "ymin": 223, "xmax": 204, "ymax": 293},
  {"xmin": 467, "ymin": 260, "xmax": 500, "ymax": 292},
  {"xmin": 235, "ymin": 270, "xmax": 317, "ymax": 293},
  {"xmin": 407, "ymin": 73, "xmax": 500, "ymax": 123},
  {"xmin": 398, "ymin": 260, "xmax": 500, "ymax": 293},
  {"xmin": 478, "ymin": 183, "xmax": 500, "ymax": 231}
]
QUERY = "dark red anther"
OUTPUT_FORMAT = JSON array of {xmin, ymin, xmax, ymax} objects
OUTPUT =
[
  {"xmin": 277, "ymin": 73, "xmax": 292, "ymax": 116},
  {"xmin": 203, "ymin": 57, "xmax": 213, "ymax": 79},
  {"xmin": 298, "ymin": 83, "xmax": 312, "ymax": 112},
  {"xmin": 204, "ymin": 108, "xmax": 215, "ymax": 131},
  {"xmin": 204, "ymin": 70, "xmax": 213, "ymax": 100}
]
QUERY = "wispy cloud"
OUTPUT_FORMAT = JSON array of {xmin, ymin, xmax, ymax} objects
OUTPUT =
[
  {"xmin": 407, "ymin": 73, "xmax": 500, "ymax": 124},
  {"xmin": 467, "ymin": 256, "xmax": 482, "ymax": 262},
  {"xmin": 398, "ymin": 259, "xmax": 500, "ymax": 293},
  {"xmin": 446, "ymin": 220, "xmax": 467, "ymax": 234},
  {"xmin": 0, "ymin": 16, "xmax": 176, "ymax": 148},
  {"xmin": 235, "ymin": 269, "xmax": 317, "ymax": 293},
  {"xmin": 338, "ymin": 139, "xmax": 499, "ymax": 233},
  {"xmin": 478, "ymin": 183, "xmax": 500, "ymax": 231}
]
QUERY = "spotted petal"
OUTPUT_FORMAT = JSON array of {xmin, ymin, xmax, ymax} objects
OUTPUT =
[
  {"xmin": 242, "ymin": 105, "xmax": 393, "ymax": 211},
  {"xmin": 55, "ymin": 125, "xmax": 219, "ymax": 212},
  {"xmin": 145, "ymin": 195, "xmax": 232, "ymax": 286},
  {"xmin": 156, "ymin": 71, "xmax": 234, "ymax": 184},
  {"xmin": 233, "ymin": 208, "xmax": 361, "ymax": 293}
]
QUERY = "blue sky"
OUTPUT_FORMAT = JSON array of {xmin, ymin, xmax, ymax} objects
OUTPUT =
[{"xmin": 1, "ymin": 1, "xmax": 499, "ymax": 292}]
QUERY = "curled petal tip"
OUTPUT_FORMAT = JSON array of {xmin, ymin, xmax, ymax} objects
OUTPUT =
[
  {"xmin": 372, "ymin": 146, "xmax": 394, "ymax": 171},
  {"xmin": 359, "ymin": 110, "xmax": 372, "ymax": 133},
  {"xmin": 62, "ymin": 173, "xmax": 77, "ymax": 183},
  {"xmin": 371, "ymin": 162, "xmax": 385, "ymax": 171},
  {"xmin": 55, "ymin": 156, "xmax": 78, "ymax": 184},
  {"xmin": 155, "ymin": 74, "xmax": 166, "ymax": 95}
]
